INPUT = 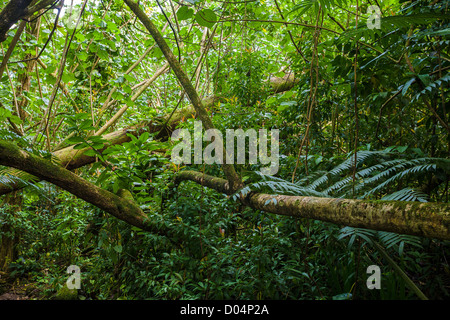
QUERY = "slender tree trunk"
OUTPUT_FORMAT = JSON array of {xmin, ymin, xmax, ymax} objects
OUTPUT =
[
  {"xmin": 0, "ymin": 191, "xmax": 22, "ymax": 271},
  {"xmin": 125, "ymin": 0, "xmax": 244, "ymax": 192}
]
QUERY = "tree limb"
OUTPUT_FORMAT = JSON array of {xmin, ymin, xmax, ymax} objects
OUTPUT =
[
  {"xmin": 0, "ymin": 0, "xmax": 56, "ymax": 43},
  {"xmin": 175, "ymin": 170, "xmax": 450, "ymax": 241}
]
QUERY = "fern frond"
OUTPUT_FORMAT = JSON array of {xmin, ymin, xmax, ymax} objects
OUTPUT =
[
  {"xmin": 289, "ymin": 0, "xmax": 349, "ymax": 16},
  {"xmin": 0, "ymin": 167, "xmax": 43, "ymax": 194},
  {"xmin": 303, "ymin": 150, "xmax": 447, "ymax": 201},
  {"xmin": 381, "ymin": 188, "xmax": 430, "ymax": 202},
  {"xmin": 338, "ymin": 226, "xmax": 377, "ymax": 248},
  {"xmin": 352, "ymin": 159, "xmax": 414, "ymax": 193},
  {"xmin": 365, "ymin": 163, "xmax": 436, "ymax": 197},
  {"xmin": 323, "ymin": 176, "xmax": 354, "ymax": 196},
  {"xmin": 355, "ymin": 159, "xmax": 406, "ymax": 179},
  {"xmin": 308, "ymin": 151, "xmax": 388, "ymax": 191},
  {"xmin": 377, "ymin": 231, "xmax": 423, "ymax": 256},
  {"xmin": 252, "ymin": 180, "xmax": 326, "ymax": 197},
  {"xmin": 380, "ymin": 13, "xmax": 448, "ymax": 30},
  {"xmin": 337, "ymin": 12, "xmax": 449, "ymax": 45},
  {"xmin": 248, "ymin": 172, "xmax": 327, "ymax": 197},
  {"xmin": 295, "ymin": 170, "xmax": 327, "ymax": 187},
  {"xmin": 324, "ymin": 159, "xmax": 406, "ymax": 196},
  {"xmin": 412, "ymin": 73, "xmax": 450, "ymax": 102}
]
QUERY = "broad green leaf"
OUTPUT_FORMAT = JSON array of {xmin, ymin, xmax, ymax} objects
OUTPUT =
[
  {"xmin": 9, "ymin": 115, "xmax": 22, "ymax": 124},
  {"xmin": 83, "ymin": 149, "xmax": 98, "ymax": 157},
  {"xmin": 396, "ymin": 146, "xmax": 408, "ymax": 153},
  {"xmin": 401, "ymin": 78, "xmax": 415, "ymax": 96},
  {"xmin": 67, "ymin": 136, "xmax": 86, "ymax": 143},
  {"xmin": 177, "ymin": 6, "xmax": 194, "ymax": 21},
  {"xmin": 195, "ymin": 9, "xmax": 217, "ymax": 29},
  {"xmin": 62, "ymin": 73, "xmax": 76, "ymax": 83},
  {"xmin": 417, "ymin": 74, "xmax": 431, "ymax": 86},
  {"xmin": 73, "ymin": 142, "xmax": 89, "ymax": 150},
  {"xmin": 277, "ymin": 101, "xmax": 297, "ymax": 113}
]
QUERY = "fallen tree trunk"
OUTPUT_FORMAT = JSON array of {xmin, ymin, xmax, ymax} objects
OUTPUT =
[
  {"xmin": 3, "ymin": 140, "xmax": 449, "ymax": 242},
  {"xmin": 2, "ymin": 140, "xmax": 449, "ymax": 242},
  {"xmin": 174, "ymin": 170, "xmax": 450, "ymax": 241}
]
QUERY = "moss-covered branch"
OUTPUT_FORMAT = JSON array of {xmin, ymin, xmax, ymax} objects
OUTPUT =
[
  {"xmin": 175, "ymin": 171, "xmax": 231, "ymax": 195},
  {"xmin": 175, "ymin": 170, "xmax": 450, "ymax": 241},
  {"xmin": 0, "ymin": 140, "xmax": 169, "ymax": 236},
  {"xmin": 0, "ymin": 109, "xmax": 179, "ymax": 196}
]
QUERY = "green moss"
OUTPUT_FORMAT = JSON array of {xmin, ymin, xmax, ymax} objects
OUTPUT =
[
  {"xmin": 54, "ymin": 285, "xmax": 78, "ymax": 300},
  {"xmin": 117, "ymin": 188, "xmax": 134, "ymax": 201}
]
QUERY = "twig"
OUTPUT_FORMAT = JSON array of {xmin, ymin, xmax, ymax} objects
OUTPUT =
[{"xmin": 156, "ymin": 0, "xmax": 181, "ymax": 62}]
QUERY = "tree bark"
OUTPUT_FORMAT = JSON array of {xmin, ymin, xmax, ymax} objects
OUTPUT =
[
  {"xmin": 0, "ymin": 0, "xmax": 33, "ymax": 42},
  {"xmin": 0, "ymin": 0, "xmax": 56, "ymax": 42},
  {"xmin": 175, "ymin": 170, "xmax": 450, "ymax": 241}
]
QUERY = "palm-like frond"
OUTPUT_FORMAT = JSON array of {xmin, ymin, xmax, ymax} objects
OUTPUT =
[
  {"xmin": 380, "ymin": 188, "xmax": 430, "ymax": 202},
  {"xmin": 338, "ymin": 227, "xmax": 423, "ymax": 256},
  {"xmin": 244, "ymin": 171, "xmax": 327, "ymax": 198},
  {"xmin": 352, "ymin": 159, "xmax": 412, "ymax": 195},
  {"xmin": 242, "ymin": 150, "xmax": 447, "ymax": 204},
  {"xmin": 290, "ymin": 0, "xmax": 349, "ymax": 16},
  {"xmin": 307, "ymin": 151, "xmax": 386, "ymax": 191},
  {"xmin": 0, "ymin": 167, "xmax": 43, "ymax": 194},
  {"xmin": 295, "ymin": 169, "xmax": 328, "ymax": 187},
  {"xmin": 338, "ymin": 12, "xmax": 449, "ymax": 43},
  {"xmin": 337, "ymin": 226, "xmax": 376, "ymax": 248},
  {"xmin": 378, "ymin": 12, "xmax": 448, "ymax": 30},
  {"xmin": 302, "ymin": 151, "xmax": 447, "ymax": 201},
  {"xmin": 377, "ymin": 231, "xmax": 423, "ymax": 256},
  {"xmin": 363, "ymin": 162, "xmax": 437, "ymax": 198}
]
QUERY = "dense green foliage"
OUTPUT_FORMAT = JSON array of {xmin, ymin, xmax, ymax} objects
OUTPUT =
[{"xmin": 0, "ymin": 0, "xmax": 449, "ymax": 300}]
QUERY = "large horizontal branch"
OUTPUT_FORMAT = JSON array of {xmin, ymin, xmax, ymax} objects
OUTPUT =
[
  {"xmin": 175, "ymin": 170, "xmax": 232, "ymax": 195},
  {"xmin": 175, "ymin": 170, "xmax": 450, "ymax": 241},
  {"xmin": 269, "ymin": 73, "xmax": 298, "ymax": 93},
  {"xmin": 0, "ymin": 140, "xmax": 170, "ymax": 235}
]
